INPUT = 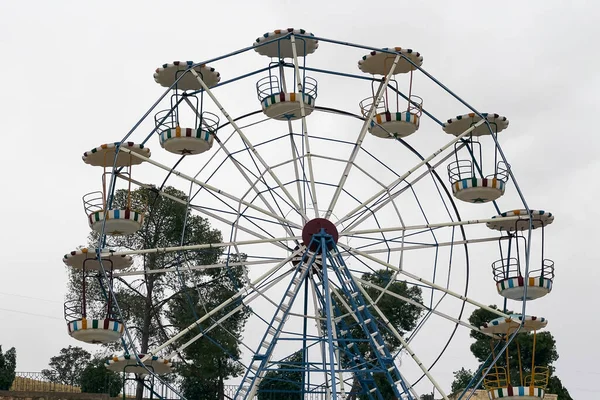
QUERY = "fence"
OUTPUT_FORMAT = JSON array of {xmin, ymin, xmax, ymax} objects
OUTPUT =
[
  {"xmin": 12, "ymin": 372, "xmax": 355, "ymax": 399},
  {"xmin": 12, "ymin": 372, "xmax": 177, "ymax": 398},
  {"xmin": 11, "ymin": 372, "xmax": 82, "ymax": 393}
]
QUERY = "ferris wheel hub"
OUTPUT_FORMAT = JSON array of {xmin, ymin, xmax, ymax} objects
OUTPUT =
[{"xmin": 302, "ymin": 218, "xmax": 339, "ymax": 250}]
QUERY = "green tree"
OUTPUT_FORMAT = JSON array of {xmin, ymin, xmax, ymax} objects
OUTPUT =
[
  {"xmin": 0, "ymin": 346, "xmax": 16, "ymax": 390},
  {"xmin": 169, "ymin": 255, "xmax": 250, "ymax": 400},
  {"xmin": 41, "ymin": 346, "xmax": 91, "ymax": 386},
  {"xmin": 449, "ymin": 306, "xmax": 572, "ymax": 399},
  {"xmin": 450, "ymin": 367, "xmax": 479, "ymax": 397},
  {"xmin": 80, "ymin": 356, "xmax": 122, "ymax": 397},
  {"xmin": 348, "ymin": 270, "xmax": 423, "ymax": 399},
  {"xmin": 67, "ymin": 186, "xmax": 231, "ymax": 399},
  {"xmin": 250, "ymin": 269, "xmax": 422, "ymax": 399},
  {"xmin": 257, "ymin": 351, "xmax": 303, "ymax": 400},
  {"xmin": 546, "ymin": 375, "xmax": 573, "ymax": 399}
]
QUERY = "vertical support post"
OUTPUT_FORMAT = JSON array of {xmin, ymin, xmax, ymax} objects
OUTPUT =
[
  {"xmin": 82, "ymin": 258, "xmax": 88, "ymax": 318},
  {"xmin": 308, "ymin": 272, "xmax": 336, "ymax": 400},
  {"xmin": 301, "ymin": 273, "xmax": 309, "ymax": 397},
  {"xmin": 530, "ymin": 330, "xmax": 537, "ymax": 388},
  {"xmin": 106, "ymin": 260, "xmax": 114, "ymax": 317},
  {"xmin": 505, "ymin": 336, "xmax": 511, "ymax": 386},
  {"xmin": 318, "ymin": 231, "xmax": 339, "ymax": 399}
]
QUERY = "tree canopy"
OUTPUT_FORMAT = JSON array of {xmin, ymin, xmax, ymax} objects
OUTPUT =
[
  {"xmin": 342, "ymin": 270, "xmax": 423, "ymax": 399},
  {"xmin": 41, "ymin": 345, "xmax": 91, "ymax": 387},
  {"xmin": 449, "ymin": 367, "xmax": 479, "ymax": 397},
  {"xmin": 67, "ymin": 186, "xmax": 248, "ymax": 399},
  {"xmin": 254, "ymin": 269, "xmax": 423, "ymax": 399},
  {"xmin": 449, "ymin": 306, "xmax": 572, "ymax": 400},
  {"xmin": 257, "ymin": 351, "xmax": 303, "ymax": 400},
  {"xmin": 0, "ymin": 346, "xmax": 16, "ymax": 391},
  {"xmin": 169, "ymin": 256, "xmax": 250, "ymax": 400},
  {"xmin": 80, "ymin": 356, "xmax": 122, "ymax": 397},
  {"xmin": 41, "ymin": 346, "xmax": 121, "ymax": 396}
]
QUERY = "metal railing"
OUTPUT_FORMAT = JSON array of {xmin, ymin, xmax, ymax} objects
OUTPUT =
[
  {"xmin": 256, "ymin": 75, "xmax": 318, "ymax": 102},
  {"xmin": 483, "ymin": 366, "xmax": 549, "ymax": 391},
  {"xmin": 83, "ymin": 191, "xmax": 105, "ymax": 216},
  {"xmin": 447, "ymin": 160, "xmax": 510, "ymax": 185},
  {"xmin": 359, "ymin": 93, "xmax": 423, "ymax": 119},
  {"xmin": 154, "ymin": 109, "xmax": 220, "ymax": 133},
  {"xmin": 492, "ymin": 258, "xmax": 555, "ymax": 283},
  {"xmin": 154, "ymin": 109, "xmax": 178, "ymax": 133},
  {"xmin": 358, "ymin": 95, "xmax": 387, "ymax": 118},
  {"xmin": 63, "ymin": 299, "xmax": 121, "ymax": 324},
  {"xmin": 524, "ymin": 366, "xmax": 550, "ymax": 388},
  {"xmin": 197, "ymin": 111, "xmax": 220, "ymax": 133},
  {"xmin": 408, "ymin": 94, "xmax": 423, "ymax": 118},
  {"xmin": 482, "ymin": 366, "xmax": 508, "ymax": 390}
]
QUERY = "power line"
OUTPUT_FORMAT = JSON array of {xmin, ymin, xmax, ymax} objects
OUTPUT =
[
  {"xmin": 0, "ymin": 307, "xmax": 62, "ymax": 321},
  {"xmin": 570, "ymin": 387, "xmax": 600, "ymax": 393},
  {"xmin": 0, "ymin": 291, "xmax": 62, "ymax": 304}
]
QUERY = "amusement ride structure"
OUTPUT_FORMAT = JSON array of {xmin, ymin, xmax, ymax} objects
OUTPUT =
[{"xmin": 61, "ymin": 29, "xmax": 556, "ymax": 400}]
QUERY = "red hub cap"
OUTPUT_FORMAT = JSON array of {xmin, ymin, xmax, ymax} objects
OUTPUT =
[{"xmin": 302, "ymin": 218, "xmax": 338, "ymax": 250}]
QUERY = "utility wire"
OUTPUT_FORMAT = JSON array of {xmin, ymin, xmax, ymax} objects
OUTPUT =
[
  {"xmin": 0, "ymin": 307, "xmax": 62, "ymax": 321},
  {"xmin": 0, "ymin": 291, "xmax": 62, "ymax": 304}
]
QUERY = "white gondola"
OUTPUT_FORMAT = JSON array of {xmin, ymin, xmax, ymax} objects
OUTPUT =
[
  {"xmin": 67, "ymin": 318, "xmax": 124, "ymax": 344},
  {"xmin": 63, "ymin": 247, "xmax": 133, "ymax": 271},
  {"xmin": 154, "ymin": 61, "xmax": 220, "ymax": 91},
  {"xmin": 106, "ymin": 354, "xmax": 172, "ymax": 375},
  {"xmin": 82, "ymin": 142, "xmax": 147, "ymax": 236},
  {"xmin": 445, "ymin": 113, "xmax": 510, "ymax": 203},
  {"xmin": 155, "ymin": 108, "xmax": 219, "ymax": 156},
  {"xmin": 488, "ymin": 209, "xmax": 555, "ymax": 301},
  {"xmin": 153, "ymin": 62, "xmax": 221, "ymax": 155},
  {"xmin": 253, "ymin": 28, "xmax": 318, "ymax": 58},
  {"xmin": 492, "ymin": 258, "xmax": 554, "ymax": 301},
  {"xmin": 358, "ymin": 47, "xmax": 423, "ymax": 139},
  {"xmin": 82, "ymin": 142, "xmax": 149, "ymax": 167},
  {"xmin": 481, "ymin": 314, "xmax": 547, "ymax": 335},
  {"xmin": 254, "ymin": 29, "xmax": 318, "ymax": 121},
  {"xmin": 481, "ymin": 315, "xmax": 550, "ymax": 400},
  {"xmin": 62, "ymin": 246, "xmax": 125, "ymax": 344}
]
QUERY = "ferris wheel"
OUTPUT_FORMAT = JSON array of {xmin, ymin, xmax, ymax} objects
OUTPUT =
[{"xmin": 61, "ymin": 28, "xmax": 556, "ymax": 400}]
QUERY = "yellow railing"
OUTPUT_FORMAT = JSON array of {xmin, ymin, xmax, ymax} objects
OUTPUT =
[
  {"xmin": 483, "ymin": 366, "xmax": 508, "ymax": 390},
  {"xmin": 524, "ymin": 366, "xmax": 550, "ymax": 388},
  {"xmin": 483, "ymin": 366, "xmax": 550, "ymax": 391}
]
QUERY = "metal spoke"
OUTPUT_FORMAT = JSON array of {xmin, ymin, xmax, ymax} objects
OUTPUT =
[
  {"xmin": 144, "ymin": 247, "xmax": 301, "ymax": 360},
  {"xmin": 339, "ymin": 243, "xmax": 509, "ymax": 319},
  {"xmin": 190, "ymin": 68, "xmax": 310, "ymax": 223},
  {"xmin": 335, "ymin": 119, "xmax": 486, "ymax": 228},
  {"xmin": 325, "ymin": 54, "xmax": 401, "ymax": 220},
  {"xmin": 118, "ymin": 174, "xmax": 291, "ymax": 252},
  {"xmin": 339, "ymin": 142, "xmax": 466, "ymax": 234},
  {"xmin": 116, "ymin": 146, "xmax": 302, "ymax": 230},
  {"xmin": 184, "ymin": 98, "xmax": 299, "ymax": 239}
]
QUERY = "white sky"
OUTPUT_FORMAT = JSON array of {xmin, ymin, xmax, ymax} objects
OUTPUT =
[{"xmin": 0, "ymin": 1, "xmax": 598, "ymax": 399}]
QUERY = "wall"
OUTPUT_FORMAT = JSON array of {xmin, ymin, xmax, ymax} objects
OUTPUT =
[
  {"xmin": 450, "ymin": 389, "xmax": 558, "ymax": 399},
  {"xmin": 0, "ymin": 391, "xmax": 110, "ymax": 400}
]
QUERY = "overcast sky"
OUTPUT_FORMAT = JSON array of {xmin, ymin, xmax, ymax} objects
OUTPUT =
[{"xmin": 0, "ymin": 1, "xmax": 598, "ymax": 399}]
